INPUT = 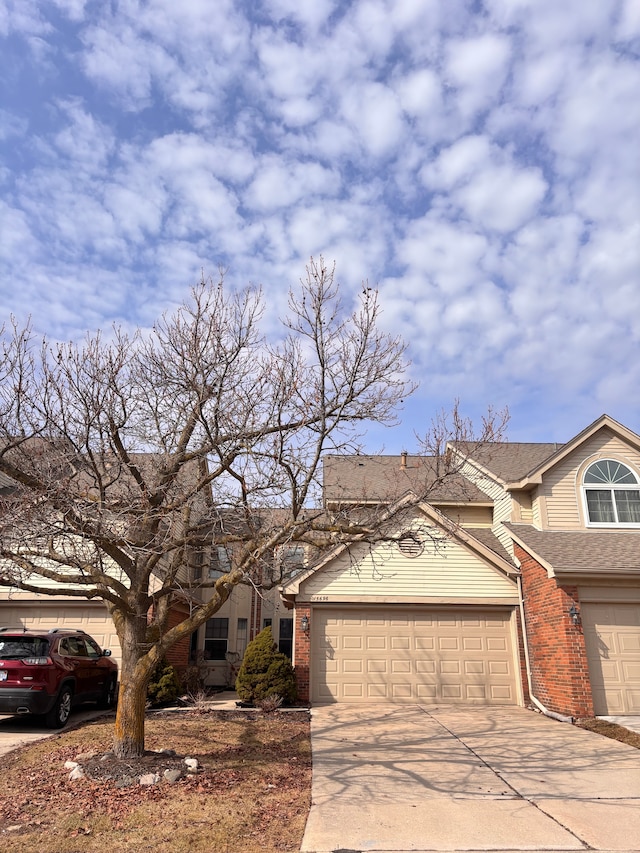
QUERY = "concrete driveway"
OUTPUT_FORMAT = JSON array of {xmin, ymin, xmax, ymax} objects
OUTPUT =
[
  {"xmin": 0, "ymin": 708, "xmax": 111, "ymax": 759},
  {"xmin": 302, "ymin": 704, "xmax": 640, "ymax": 853}
]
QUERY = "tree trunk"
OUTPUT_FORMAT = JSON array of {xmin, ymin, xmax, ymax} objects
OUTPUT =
[
  {"xmin": 112, "ymin": 615, "xmax": 156, "ymax": 759},
  {"xmin": 113, "ymin": 671, "xmax": 150, "ymax": 758}
]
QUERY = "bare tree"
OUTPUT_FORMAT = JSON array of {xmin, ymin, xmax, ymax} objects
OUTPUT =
[{"xmin": 0, "ymin": 258, "xmax": 413, "ymax": 757}]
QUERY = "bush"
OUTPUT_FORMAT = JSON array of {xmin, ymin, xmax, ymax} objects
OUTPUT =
[
  {"xmin": 147, "ymin": 658, "xmax": 181, "ymax": 706},
  {"xmin": 235, "ymin": 626, "xmax": 297, "ymax": 704}
]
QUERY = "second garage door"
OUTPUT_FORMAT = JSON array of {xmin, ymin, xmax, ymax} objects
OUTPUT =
[
  {"xmin": 311, "ymin": 607, "xmax": 518, "ymax": 704},
  {"xmin": 582, "ymin": 602, "xmax": 640, "ymax": 714}
]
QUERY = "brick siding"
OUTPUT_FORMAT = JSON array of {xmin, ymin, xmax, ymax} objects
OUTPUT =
[
  {"xmin": 516, "ymin": 543, "xmax": 594, "ymax": 717},
  {"xmin": 293, "ymin": 604, "xmax": 310, "ymax": 702},
  {"xmin": 164, "ymin": 603, "xmax": 191, "ymax": 675}
]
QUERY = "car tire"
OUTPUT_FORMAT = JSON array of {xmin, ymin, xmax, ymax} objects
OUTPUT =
[
  {"xmin": 98, "ymin": 676, "xmax": 118, "ymax": 710},
  {"xmin": 45, "ymin": 685, "xmax": 73, "ymax": 729}
]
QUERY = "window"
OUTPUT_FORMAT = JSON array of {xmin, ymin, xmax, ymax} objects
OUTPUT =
[
  {"xmin": 278, "ymin": 618, "xmax": 293, "ymax": 659},
  {"xmin": 237, "ymin": 618, "xmax": 248, "ymax": 657},
  {"xmin": 275, "ymin": 544, "xmax": 306, "ymax": 578},
  {"xmin": 262, "ymin": 618, "xmax": 272, "ymax": 630},
  {"xmin": 209, "ymin": 545, "xmax": 232, "ymax": 578},
  {"xmin": 583, "ymin": 460, "xmax": 640, "ymax": 525},
  {"xmin": 204, "ymin": 618, "xmax": 229, "ymax": 660}
]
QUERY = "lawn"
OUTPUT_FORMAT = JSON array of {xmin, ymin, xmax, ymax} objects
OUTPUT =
[{"xmin": 0, "ymin": 709, "xmax": 311, "ymax": 853}]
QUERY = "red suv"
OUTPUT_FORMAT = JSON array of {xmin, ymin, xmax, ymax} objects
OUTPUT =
[{"xmin": 0, "ymin": 628, "xmax": 118, "ymax": 728}]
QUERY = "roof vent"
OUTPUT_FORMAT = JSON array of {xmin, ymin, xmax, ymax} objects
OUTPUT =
[{"xmin": 401, "ymin": 451, "xmax": 408, "ymax": 469}]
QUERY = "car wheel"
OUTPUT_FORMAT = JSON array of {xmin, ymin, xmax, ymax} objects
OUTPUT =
[
  {"xmin": 45, "ymin": 685, "xmax": 73, "ymax": 729},
  {"xmin": 98, "ymin": 676, "xmax": 118, "ymax": 710}
]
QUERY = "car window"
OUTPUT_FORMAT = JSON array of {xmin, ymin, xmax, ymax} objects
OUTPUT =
[
  {"xmin": 60, "ymin": 636, "xmax": 88, "ymax": 657},
  {"xmin": 83, "ymin": 638, "xmax": 102, "ymax": 658},
  {"xmin": 0, "ymin": 637, "xmax": 49, "ymax": 658}
]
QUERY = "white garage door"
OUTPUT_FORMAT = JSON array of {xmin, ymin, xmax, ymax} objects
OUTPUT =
[
  {"xmin": 0, "ymin": 602, "xmax": 122, "ymax": 668},
  {"xmin": 582, "ymin": 602, "xmax": 640, "ymax": 714},
  {"xmin": 311, "ymin": 607, "xmax": 518, "ymax": 704}
]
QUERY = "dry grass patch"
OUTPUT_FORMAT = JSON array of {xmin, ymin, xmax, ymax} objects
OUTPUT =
[
  {"xmin": 575, "ymin": 717, "xmax": 640, "ymax": 749},
  {"xmin": 0, "ymin": 710, "xmax": 311, "ymax": 853}
]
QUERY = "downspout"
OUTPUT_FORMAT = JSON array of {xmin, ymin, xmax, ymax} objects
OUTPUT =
[{"xmin": 517, "ymin": 573, "xmax": 574, "ymax": 724}]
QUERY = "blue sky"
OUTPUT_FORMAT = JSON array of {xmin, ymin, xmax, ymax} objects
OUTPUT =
[{"xmin": 1, "ymin": 0, "xmax": 639, "ymax": 451}]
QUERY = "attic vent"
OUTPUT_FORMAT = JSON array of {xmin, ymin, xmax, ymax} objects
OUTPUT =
[{"xmin": 397, "ymin": 534, "xmax": 423, "ymax": 558}]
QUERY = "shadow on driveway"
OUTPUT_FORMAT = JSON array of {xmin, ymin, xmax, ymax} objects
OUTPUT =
[{"xmin": 302, "ymin": 704, "xmax": 640, "ymax": 853}]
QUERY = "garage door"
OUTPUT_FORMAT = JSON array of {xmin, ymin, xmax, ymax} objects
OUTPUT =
[
  {"xmin": 582, "ymin": 603, "xmax": 640, "ymax": 714},
  {"xmin": 0, "ymin": 602, "xmax": 122, "ymax": 668},
  {"xmin": 311, "ymin": 607, "xmax": 518, "ymax": 704}
]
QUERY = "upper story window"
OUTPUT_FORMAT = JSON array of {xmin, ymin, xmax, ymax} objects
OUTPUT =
[{"xmin": 583, "ymin": 460, "xmax": 640, "ymax": 525}]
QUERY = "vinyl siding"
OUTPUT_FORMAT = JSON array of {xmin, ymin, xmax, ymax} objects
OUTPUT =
[
  {"xmin": 459, "ymin": 460, "xmax": 514, "ymax": 552},
  {"xmin": 439, "ymin": 505, "xmax": 493, "ymax": 527},
  {"xmin": 300, "ymin": 524, "xmax": 517, "ymax": 600},
  {"xmin": 535, "ymin": 431, "xmax": 640, "ymax": 530}
]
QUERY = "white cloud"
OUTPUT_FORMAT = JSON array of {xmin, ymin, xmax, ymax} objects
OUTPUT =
[
  {"xmin": 445, "ymin": 33, "xmax": 512, "ymax": 119},
  {"xmin": 245, "ymin": 158, "xmax": 338, "ymax": 212},
  {"xmin": 0, "ymin": 0, "xmax": 638, "ymax": 447},
  {"xmin": 340, "ymin": 82, "xmax": 406, "ymax": 158},
  {"xmin": 422, "ymin": 136, "xmax": 547, "ymax": 232}
]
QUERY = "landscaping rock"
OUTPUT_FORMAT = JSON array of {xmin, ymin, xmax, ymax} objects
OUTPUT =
[
  {"xmin": 164, "ymin": 768, "xmax": 182, "ymax": 783},
  {"xmin": 74, "ymin": 751, "xmax": 97, "ymax": 762},
  {"xmin": 69, "ymin": 765, "xmax": 86, "ymax": 781},
  {"xmin": 64, "ymin": 760, "xmax": 79, "ymax": 771},
  {"xmin": 139, "ymin": 773, "xmax": 160, "ymax": 786},
  {"xmin": 184, "ymin": 757, "xmax": 199, "ymax": 772}
]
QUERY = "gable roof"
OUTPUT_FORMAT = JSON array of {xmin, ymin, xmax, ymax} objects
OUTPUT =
[
  {"xmin": 453, "ymin": 414, "xmax": 640, "ymax": 489},
  {"xmin": 281, "ymin": 492, "xmax": 517, "ymax": 598},
  {"xmin": 505, "ymin": 522, "xmax": 640, "ymax": 576},
  {"xmin": 322, "ymin": 454, "xmax": 492, "ymax": 505}
]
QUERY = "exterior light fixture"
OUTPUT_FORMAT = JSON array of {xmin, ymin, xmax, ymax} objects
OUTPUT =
[
  {"xmin": 568, "ymin": 604, "xmax": 580, "ymax": 625},
  {"xmin": 300, "ymin": 614, "xmax": 310, "ymax": 634}
]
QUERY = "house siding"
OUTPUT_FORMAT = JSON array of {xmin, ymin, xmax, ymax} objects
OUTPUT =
[
  {"xmin": 517, "ymin": 543, "xmax": 594, "ymax": 717},
  {"xmin": 300, "ymin": 528, "xmax": 517, "ymax": 601},
  {"xmin": 459, "ymin": 460, "xmax": 515, "ymax": 553},
  {"xmin": 439, "ymin": 505, "xmax": 493, "ymax": 527},
  {"xmin": 535, "ymin": 430, "xmax": 640, "ymax": 530},
  {"xmin": 294, "ymin": 604, "xmax": 311, "ymax": 702}
]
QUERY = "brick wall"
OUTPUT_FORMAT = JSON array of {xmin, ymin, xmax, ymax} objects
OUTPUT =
[
  {"xmin": 517, "ymin": 543, "xmax": 594, "ymax": 717},
  {"xmin": 293, "ymin": 605, "xmax": 310, "ymax": 702},
  {"xmin": 164, "ymin": 603, "xmax": 191, "ymax": 674}
]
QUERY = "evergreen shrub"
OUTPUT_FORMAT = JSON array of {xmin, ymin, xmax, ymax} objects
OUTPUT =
[
  {"xmin": 147, "ymin": 658, "xmax": 181, "ymax": 706},
  {"xmin": 235, "ymin": 626, "xmax": 297, "ymax": 704}
]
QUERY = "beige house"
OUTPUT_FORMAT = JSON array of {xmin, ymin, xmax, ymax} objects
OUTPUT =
[
  {"xmin": 282, "ymin": 414, "xmax": 640, "ymax": 717},
  {"xmin": 2, "ymin": 414, "xmax": 639, "ymax": 717}
]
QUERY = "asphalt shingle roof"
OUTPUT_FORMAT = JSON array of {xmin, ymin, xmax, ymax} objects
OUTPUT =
[
  {"xmin": 322, "ymin": 455, "xmax": 492, "ymax": 504},
  {"xmin": 452, "ymin": 442, "xmax": 564, "ymax": 483},
  {"xmin": 504, "ymin": 523, "xmax": 640, "ymax": 573}
]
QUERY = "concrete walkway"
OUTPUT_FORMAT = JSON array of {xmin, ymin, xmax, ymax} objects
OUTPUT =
[{"xmin": 301, "ymin": 704, "xmax": 640, "ymax": 853}]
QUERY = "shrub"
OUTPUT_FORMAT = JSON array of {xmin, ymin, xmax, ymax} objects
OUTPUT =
[
  {"xmin": 235, "ymin": 626, "xmax": 297, "ymax": 704},
  {"xmin": 147, "ymin": 658, "xmax": 181, "ymax": 706},
  {"xmin": 257, "ymin": 694, "xmax": 284, "ymax": 713}
]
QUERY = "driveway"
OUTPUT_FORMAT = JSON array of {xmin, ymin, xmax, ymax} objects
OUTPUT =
[
  {"xmin": 302, "ymin": 704, "xmax": 640, "ymax": 853},
  {"xmin": 0, "ymin": 708, "xmax": 111, "ymax": 759}
]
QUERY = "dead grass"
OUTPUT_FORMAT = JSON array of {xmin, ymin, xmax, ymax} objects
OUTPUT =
[
  {"xmin": 0, "ymin": 710, "xmax": 311, "ymax": 853},
  {"xmin": 575, "ymin": 717, "xmax": 640, "ymax": 749}
]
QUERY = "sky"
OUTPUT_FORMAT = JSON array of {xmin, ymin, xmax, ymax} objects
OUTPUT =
[{"xmin": 1, "ymin": 0, "xmax": 639, "ymax": 451}]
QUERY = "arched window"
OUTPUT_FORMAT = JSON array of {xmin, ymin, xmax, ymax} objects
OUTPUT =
[{"xmin": 583, "ymin": 460, "xmax": 640, "ymax": 525}]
